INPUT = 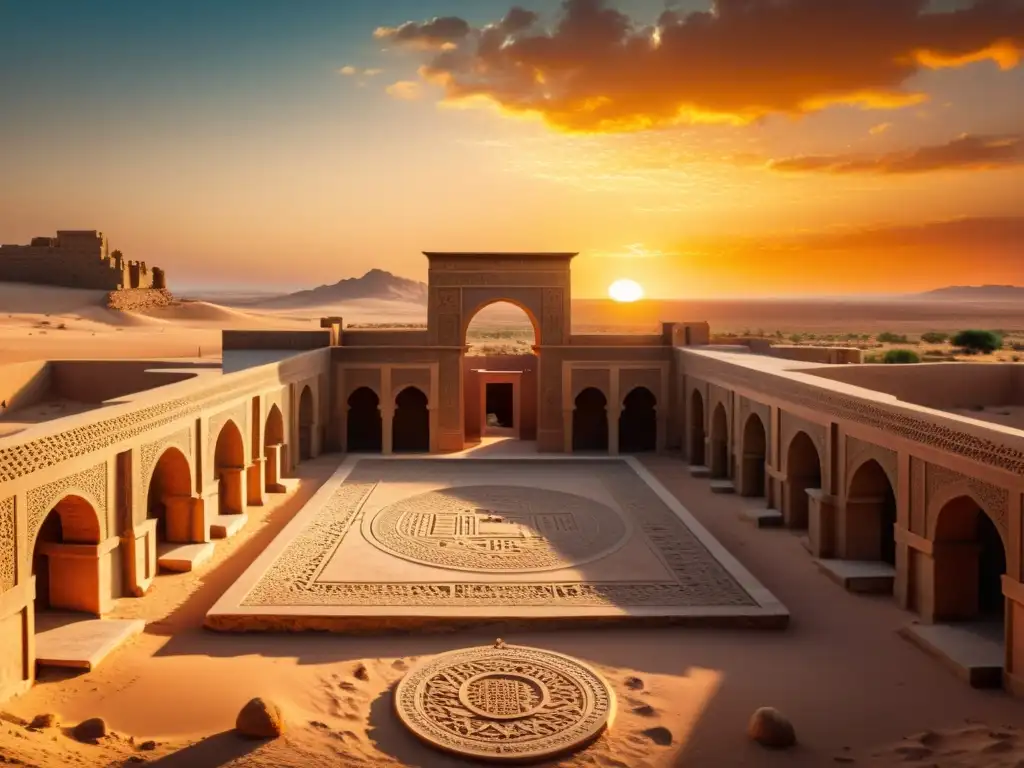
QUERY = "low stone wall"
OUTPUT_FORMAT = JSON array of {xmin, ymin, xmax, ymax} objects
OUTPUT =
[{"xmin": 105, "ymin": 288, "xmax": 174, "ymax": 312}]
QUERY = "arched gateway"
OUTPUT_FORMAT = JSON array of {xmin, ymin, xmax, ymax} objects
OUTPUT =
[{"xmin": 425, "ymin": 252, "xmax": 574, "ymax": 452}]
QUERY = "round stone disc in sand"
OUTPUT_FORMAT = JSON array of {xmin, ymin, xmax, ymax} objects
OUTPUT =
[{"xmin": 395, "ymin": 642, "xmax": 615, "ymax": 763}]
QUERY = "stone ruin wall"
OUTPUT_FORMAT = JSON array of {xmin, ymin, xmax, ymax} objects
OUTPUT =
[
  {"xmin": 0, "ymin": 230, "xmax": 168, "ymax": 293},
  {"xmin": 106, "ymin": 288, "xmax": 175, "ymax": 311}
]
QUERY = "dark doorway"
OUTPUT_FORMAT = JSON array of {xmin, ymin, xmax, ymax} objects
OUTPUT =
[
  {"xmin": 33, "ymin": 512, "xmax": 63, "ymax": 609},
  {"xmin": 880, "ymin": 482, "xmax": 898, "ymax": 566},
  {"xmin": 485, "ymin": 383, "xmax": 514, "ymax": 429},
  {"xmin": 978, "ymin": 512, "xmax": 1006, "ymax": 617},
  {"xmin": 298, "ymin": 386, "xmax": 314, "ymax": 460},
  {"xmin": 572, "ymin": 388, "xmax": 608, "ymax": 451},
  {"xmin": 393, "ymin": 387, "xmax": 430, "ymax": 452},
  {"xmin": 347, "ymin": 387, "xmax": 382, "ymax": 452},
  {"xmin": 619, "ymin": 387, "xmax": 657, "ymax": 453}
]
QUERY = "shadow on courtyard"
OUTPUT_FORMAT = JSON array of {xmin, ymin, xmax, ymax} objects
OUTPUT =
[
  {"xmin": 144, "ymin": 730, "xmax": 260, "ymax": 766},
  {"xmin": 118, "ymin": 452, "xmax": 1019, "ymax": 766}
]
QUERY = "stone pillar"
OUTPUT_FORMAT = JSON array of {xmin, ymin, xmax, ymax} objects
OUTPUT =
[
  {"xmin": 382, "ymin": 404, "xmax": 395, "ymax": 455},
  {"xmin": 246, "ymin": 458, "xmax": 265, "ymax": 507},
  {"xmin": 910, "ymin": 539, "xmax": 981, "ymax": 623},
  {"xmin": 837, "ymin": 496, "xmax": 886, "ymax": 560},
  {"xmin": 265, "ymin": 444, "xmax": 285, "ymax": 493},
  {"xmin": 607, "ymin": 406, "xmax": 621, "ymax": 456},
  {"xmin": 0, "ymin": 579, "xmax": 35, "ymax": 701},
  {"xmin": 125, "ymin": 518, "xmax": 157, "ymax": 596},
  {"xmin": 562, "ymin": 408, "xmax": 573, "ymax": 453},
  {"xmin": 38, "ymin": 536, "xmax": 120, "ymax": 616},
  {"xmin": 1003, "ymin": 577, "xmax": 1024, "ymax": 697},
  {"xmin": 163, "ymin": 495, "xmax": 201, "ymax": 542},
  {"xmin": 738, "ymin": 453, "xmax": 766, "ymax": 497},
  {"xmin": 807, "ymin": 489, "xmax": 837, "ymax": 558},
  {"xmin": 218, "ymin": 467, "xmax": 246, "ymax": 515},
  {"xmin": 782, "ymin": 478, "xmax": 816, "ymax": 528},
  {"xmin": 656, "ymin": 406, "xmax": 667, "ymax": 453}
]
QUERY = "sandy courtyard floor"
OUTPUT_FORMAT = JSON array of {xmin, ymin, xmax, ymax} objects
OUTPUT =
[{"xmin": 0, "ymin": 452, "xmax": 1021, "ymax": 767}]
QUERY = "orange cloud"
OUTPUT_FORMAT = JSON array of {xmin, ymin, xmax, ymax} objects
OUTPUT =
[
  {"xmin": 767, "ymin": 133, "xmax": 1024, "ymax": 174},
  {"xmin": 386, "ymin": 80, "xmax": 422, "ymax": 100},
  {"xmin": 869, "ymin": 122, "xmax": 893, "ymax": 136},
  {"xmin": 379, "ymin": 0, "xmax": 1024, "ymax": 132}
]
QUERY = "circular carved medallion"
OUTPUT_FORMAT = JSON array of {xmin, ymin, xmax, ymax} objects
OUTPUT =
[
  {"xmin": 395, "ymin": 641, "xmax": 615, "ymax": 763},
  {"xmin": 362, "ymin": 485, "xmax": 630, "ymax": 573}
]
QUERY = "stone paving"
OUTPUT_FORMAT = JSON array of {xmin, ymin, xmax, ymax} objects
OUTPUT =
[{"xmin": 206, "ymin": 456, "xmax": 788, "ymax": 631}]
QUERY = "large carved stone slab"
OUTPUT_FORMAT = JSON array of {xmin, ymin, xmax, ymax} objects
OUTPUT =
[
  {"xmin": 206, "ymin": 459, "xmax": 789, "ymax": 631},
  {"xmin": 395, "ymin": 641, "xmax": 614, "ymax": 764}
]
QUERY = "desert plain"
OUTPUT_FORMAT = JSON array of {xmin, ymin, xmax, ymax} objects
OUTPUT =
[{"xmin": 1, "ymin": 280, "xmax": 1023, "ymax": 767}]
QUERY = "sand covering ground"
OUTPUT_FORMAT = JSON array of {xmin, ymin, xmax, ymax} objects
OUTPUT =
[{"xmin": 0, "ymin": 455, "xmax": 1021, "ymax": 767}]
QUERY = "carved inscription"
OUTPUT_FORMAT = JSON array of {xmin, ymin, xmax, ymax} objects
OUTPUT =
[
  {"xmin": 430, "ymin": 271, "xmax": 569, "ymax": 288},
  {"xmin": 846, "ymin": 436, "xmax": 898, "ymax": 493},
  {"xmin": 541, "ymin": 288, "xmax": 564, "ymax": 345},
  {"xmin": 240, "ymin": 460, "xmax": 757, "ymax": 608},
  {"xmin": 0, "ymin": 496, "xmax": 15, "ymax": 592},
  {"xmin": 26, "ymin": 461, "xmax": 108, "ymax": 548},
  {"xmin": 395, "ymin": 643, "xmax": 613, "ymax": 763},
  {"xmin": 926, "ymin": 463, "xmax": 1009, "ymax": 535},
  {"xmin": 363, "ymin": 486, "xmax": 630, "ymax": 572}
]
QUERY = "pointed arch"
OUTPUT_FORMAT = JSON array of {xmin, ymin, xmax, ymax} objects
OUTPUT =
[
  {"xmin": 572, "ymin": 387, "xmax": 608, "ymax": 452},
  {"xmin": 739, "ymin": 413, "xmax": 767, "ymax": 497},
  {"xmin": 393, "ymin": 386, "xmax": 430, "ymax": 452},
  {"xmin": 619, "ymin": 387, "xmax": 656, "ymax": 453},
  {"xmin": 348, "ymin": 386, "xmax": 382, "ymax": 452}
]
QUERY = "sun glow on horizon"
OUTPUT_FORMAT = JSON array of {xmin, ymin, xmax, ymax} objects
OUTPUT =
[{"xmin": 608, "ymin": 279, "xmax": 644, "ymax": 303}]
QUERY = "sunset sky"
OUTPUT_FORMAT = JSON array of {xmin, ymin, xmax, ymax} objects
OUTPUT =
[{"xmin": 1, "ymin": 0, "xmax": 1022, "ymax": 298}]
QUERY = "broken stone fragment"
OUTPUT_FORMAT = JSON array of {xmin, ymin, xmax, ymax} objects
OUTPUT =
[{"xmin": 747, "ymin": 707, "xmax": 796, "ymax": 749}]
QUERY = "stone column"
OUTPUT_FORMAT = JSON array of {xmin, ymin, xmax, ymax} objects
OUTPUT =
[
  {"xmin": 125, "ymin": 518, "xmax": 157, "ymax": 596},
  {"xmin": 806, "ymin": 489, "xmax": 837, "ymax": 558},
  {"xmin": 246, "ymin": 458, "xmax": 265, "ymax": 507},
  {"xmin": 428, "ymin": 404, "xmax": 439, "ymax": 453},
  {"xmin": 837, "ymin": 495, "xmax": 886, "ymax": 560},
  {"xmin": 738, "ymin": 453, "xmax": 765, "ymax": 497},
  {"xmin": 264, "ymin": 444, "xmax": 285, "ymax": 493},
  {"xmin": 909, "ymin": 537, "xmax": 981, "ymax": 623},
  {"xmin": 382, "ymin": 404, "xmax": 395, "ymax": 455},
  {"xmin": 1003, "ymin": 576, "xmax": 1024, "ymax": 697},
  {"xmin": 38, "ymin": 536, "xmax": 120, "ymax": 616},
  {"xmin": 218, "ymin": 467, "xmax": 246, "ymax": 516},
  {"xmin": 0, "ymin": 579, "xmax": 34, "ymax": 700},
  {"xmin": 607, "ymin": 405, "xmax": 621, "ymax": 456},
  {"xmin": 656, "ymin": 406, "xmax": 667, "ymax": 453}
]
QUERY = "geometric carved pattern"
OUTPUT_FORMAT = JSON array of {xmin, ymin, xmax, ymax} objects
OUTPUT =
[
  {"xmin": 541, "ymin": 287, "xmax": 564, "ymax": 346},
  {"xmin": 0, "ymin": 496, "xmax": 15, "ymax": 593},
  {"xmin": 926, "ymin": 463, "xmax": 1009, "ymax": 535},
  {"xmin": 846, "ymin": 436, "xmax": 898, "ymax": 493},
  {"xmin": 363, "ymin": 486, "xmax": 630, "ymax": 573},
  {"xmin": 26, "ymin": 461, "xmax": 108, "ymax": 549},
  {"xmin": 779, "ymin": 412, "xmax": 826, "ymax": 466},
  {"xmin": 395, "ymin": 643, "xmax": 614, "ymax": 763},
  {"xmin": 240, "ymin": 460, "xmax": 757, "ymax": 608},
  {"xmin": 684, "ymin": 355, "xmax": 1024, "ymax": 476}
]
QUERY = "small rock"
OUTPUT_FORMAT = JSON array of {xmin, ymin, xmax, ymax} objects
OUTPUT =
[
  {"xmin": 72, "ymin": 717, "xmax": 108, "ymax": 743},
  {"xmin": 641, "ymin": 726, "xmax": 673, "ymax": 746},
  {"xmin": 624, "ymin": 676, "xmax": 644, "ymax": 691},
  {"xmin": 138, "ymin": 740, "xmax": 157, "ymax": 751},
  {"xmin": 353, "ymin": 664, "xmax": 369, "ymax": 682},
  {"xmin": 747, "ymin": 707, "xmax": 796, "ymax": 750},
  {"xmin": 29, "ymin": 714, "xmax": 57, "ymax": 730},
  {"xmin": 235, "ymin": 698, "xmax": 285, "ymax": 739},
  {"xmin": 309, "ymin": 721, "xmax": 329, "ymax": 730},
  {"xmin": 632, "ymin": 704, "xmax": 657, "ymax": 717}
]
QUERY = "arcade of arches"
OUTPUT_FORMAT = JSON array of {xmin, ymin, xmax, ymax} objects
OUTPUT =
[{"xmin": 683, "ymin": 378, "xmax": 1019, "ymax": 692}]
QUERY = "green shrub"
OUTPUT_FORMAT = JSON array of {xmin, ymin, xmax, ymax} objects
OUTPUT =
[
  {"xmin": 883, "ymin": 349, "xmax": 920, "ymax": 364},
  {"xmin": 878, "ymin": 331, "xmax": 909, "ymax": 343},
  {"xmin": 952, "ymin": 329, "xmax": 1003, "ymax": 354},
  {"xmin": 864, "ymin": 352, "xmax": 882, "ymax": 363},
  {"xmin": 789, "ymin": 333, "xmax": 803, "ymax": 343},
  {"xmin": 920, "ymin": 331, "xmax": 948, "ymax": 344}
]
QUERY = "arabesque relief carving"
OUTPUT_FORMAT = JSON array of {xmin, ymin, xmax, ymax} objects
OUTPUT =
[
  {"xmin": 846, "ymin": 436, "xmax": 898, "ymax": 494},
  {"xmin": 26, "ymin": 461, "xmax": 108, "ymax": 548},
  {"xmin": 926, "ymin": 463, "xmax": 1009, "ymax": 535},
  {"xmin": 0, "ymin": 496, "xmax": 15, "ymax": 592}
]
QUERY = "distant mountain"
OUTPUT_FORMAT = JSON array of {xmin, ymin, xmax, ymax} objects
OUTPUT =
[
  {"xmin": 915, "ymin": 285, "xmax": 1024, "ymax": 301},
  {"xmin": 251, "ymin": 269, "xmax": 427, "ymax": 308}
]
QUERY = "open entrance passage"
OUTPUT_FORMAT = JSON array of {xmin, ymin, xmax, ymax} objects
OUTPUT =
[
  {"xmin": 845, "ymin": 459, "xmax": 897, "ymax": 566},
  {"xmin": 931, "ymin": 496, "xmax": 1007, "ymax": 622},
  {"xmin": 689, "ymin": 389, "xmax": 706, "ymax": 466},
  {"xmin": 347, "ymin": 387, "xmax": 383, "ymax": 452},
  {"xmin": 573, "ymin": 388, "xmax": 608, "ymax": 452},
  {"xmin": 785, "ymin": 431, "xmax": 821, "ymax": 529},
  {"xmin": 393, "ymin": 387, "xmax": 430, "ymax": 452},
  {"xmin": 619, "ymin": 387, "xmax": 656, "ymax": 453},
  {"xmin": 147, "ymin": 447, "xmax": 193, "ymax": 546},
  {"xmin": 33, "ymin": 496, "xmax": 103, "ymax": 615},
  {"xmin": 485, "ymin": 383, "xmax": 514, "ymax": 431},
  {"xmin": 740, "ymin": 413, "xmax": 767, "ymax": 497},
  {"xmin": 709, "ymin": 403, "xmax": 729, "ymax": 477},
  {"xmin": 298, "ymin": 385, "xmax": 314, "ymax": 461},
  {"xmin": 214, "ymin": 420, "xmax": 246, "ymax": 516},
  {"xmin": 264, "ymin": 404, "xmax": 287, "ymax": 491}
]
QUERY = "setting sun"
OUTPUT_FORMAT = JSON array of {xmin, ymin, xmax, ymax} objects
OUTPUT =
[{"xmin": 608, "ymin": 279, "xmax": 644, "ymax": 303}]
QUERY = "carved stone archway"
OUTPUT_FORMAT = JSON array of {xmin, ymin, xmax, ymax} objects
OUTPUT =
[{"xmin": 425, "ymin": 252, "xmax": 574, "ymax": 452}]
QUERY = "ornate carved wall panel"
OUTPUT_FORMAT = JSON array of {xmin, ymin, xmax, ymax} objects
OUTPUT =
[
  {"xmin": 0, "ymin": 496, "xmax": 14, "ymax": 592},
  {"xmin": 207, "ymin": 402, "xmax": 248, "ymax": 459},
  {"xmin": 779, "ymin": 411, "xmax": 827, "ymax": 464},
  {"xmin": 679, "ymin": 352, "xmax": 1024, "ymax": 477},
  {"xmin": 925, "ymin": 462, "xmax": 1010, "ymax": 538},
  {"xmin": 845, "ymin": 436, "xmax": 898, "ymax": 494},
  {"xmin": 139, "ymin": 427, "xmax": 193, "ymax": 500},
  {"xmin": 910, "ymin": 457, "xmax": 927, "ymax": 535},
  {"xmin": 541, "ymin": 288, "xmax": 565, "ymax": 346},
  {"xmin": 437, "ymin": 314, "xmax": 461, "ymax": 347},
  {"xmin": 438, "ymin": 354, "xmax": 462, "ymax": 430},
  {"xmin": 430, "ymin": 271, "xmax": 568, "ymax": 287},
  {"xmin": 27, "ymin": 461, "xmax": 108, "ymax": 548}
]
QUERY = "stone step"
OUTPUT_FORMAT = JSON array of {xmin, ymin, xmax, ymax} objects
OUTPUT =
[
  {"xmin": 688, "ymin": 465, "xmax": 711, "ymax": 478},
  {"xmin": 817, "ymin": 559, "xmax": 896, "ymax": 594},
  {"xmin": 899, "ymin": 621, "xmax": 1004, "ymax": 689},
  {"xmin": 211, "ymin": 513, "xmax": 248, "ymax": 539},
  {"xmin": 35, "ymin": 617, "xmax": 145, "ymax": 671},
  {"xmin": 741, "ymin": 506, "xmax": 784, "ymax": 528},
  {"xmin": 157, "ymin": 542, "xmax": 215, "ymax": 573},
  {"xmin": 267, "ymin": 477, "xmax": 301, "ymax": 495},
  {"xmin": 709, "ymin": 479, "xmax": 736, "ymax": 494}
]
